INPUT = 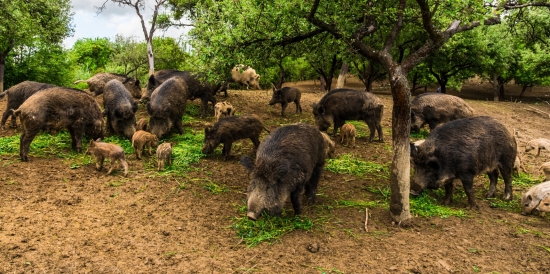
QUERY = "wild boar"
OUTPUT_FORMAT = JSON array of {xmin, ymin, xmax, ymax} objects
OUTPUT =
[
  {"xmin": 146, "ymin": 77, "xmax": 189, "ymax": 139},
  {"xmin": 0, "ymin": 81, "xmax": 55, "ymax": 129},
  {"xmin": 214, "ymin": 101, "xmax": 235, "ymax": 122},
  {"xmin": 268, "ymin": 85, "xmax": 302, "ymax": 117},
  {"xmin": 410, "ymin": 116, "xmax": 516, "ymax": 209},
  {"xmin": 521, "ymin": 181, "xmax": 550, "ymax": 215},
  {"xmin": 540, "ymin": 162, "xmax": 550, "ymax": 181},
  {"xmin": 132, "ymin": 130, "xmax": 159, "ymax": 160},
  {"xmin": 142, "ymin": 70, "xmax": 221, "ymax": 118},
  {"xmin": 525, "ymin": 138, "xmax": 550, "ymax": 156},
  {"xmin": 12, "ymin": 87, "xmax": 104, "ymax": 161},
  {"xmin": 103, "ymin": 80, "xmax": 138, "ymax": 139},
  {"xmin": 136, "ymin": 118, "xmax": 148, "ymax": 131},
  {"xmin": 240, "ymin": 123, "xmax": 326, "ymax": 220},
  {"xmin": 536, "ymin": 195, "xmax": 550, "ymax": 216},
  {"xmin": 156, "ymin": 142, "xmax": 173, "ymax": 171},
  {"xmin": 230, "ymin": 64, "xmax": 261, "ymax": 90},
  {"xmin": 320, "ymin": 132, "xmax": 335, "ymax": 158},
  {"xmin": 73, "ymin": 72, "xmax": 142, "ymax": 99},
  {"xmin": 202, "ymin": 114, "xmax": 269, "ymax": 160},
  {"xmin": 410, "ymin": 93, "xmax": 475, "ymax": 133},
  {"xmin": 311, "ymin": 88, "xmax": 384, "ymax": 142},
  {"xmin": 86, "ymin": 139, "xmax": 128, "ymax": 177},
  {"xmin": 340, "ymin": 123, "xmax": 356, "ymax": 148}
]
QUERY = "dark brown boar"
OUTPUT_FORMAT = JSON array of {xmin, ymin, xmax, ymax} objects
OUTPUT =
[
  {"xmin": 240, "ymin": 123, "xmax": 326, "ymax": 220},
  {"xmin": 410, "ymin": 93, "xmax": 475, "ymax": 133},
  {"xmin": 0, "ymin": 81, "xmax": 56, "ymax": 129},
  {"xmin": 268, "ymin": 85, "xmax": 302, "ymax": 117},
  {"xmin": 311, "ymin": 88, "xmax": 384, "ymax": 142},
  {"xmin": 12, "ymin": 87, "xmax": 104, "ymax": 161},
  {"xmin": 202, "ymin": 114, "xmax": 269, "ymax": 160},
  {"xmin": 73, "ymin": 72, "xmax": 142, "ymax": 99},
  {"xmin": 103, "ymin": 80, "xmax": 138, "ymax": 139},
  {"xmin": 146, "ymin": 77, "xmax": 189, "ymax": 139},
  {"xmin": 85, "ymin": 139, "xmax": 128, "ymax": 176}
]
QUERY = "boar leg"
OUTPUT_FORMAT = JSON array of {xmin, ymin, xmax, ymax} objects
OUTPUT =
[
  {"xmin": 352, "ymin": 135, "xmax": 356, "ymax": 148},
  {"xmin": 105, "ymin": 116, "xmax": 114, "ymax": 136},
  {"xmin": 290, "ymin": 187, "xmax": 303, "ymax": 215},
  {"xmin": 68, "ymin": 128, "xmax": 84, "ymax": 153},
  {"xmin": 281, "ymin": 102, "xmax": 288, "ymax": 117},
  {"xmin": 365, "ymin": 121, "xmax": 376, "ymax": 142},
  {"xmin": 158, "ymin": 159, "xmax": 163, "ymax": 171},
  {"xmin": 376, "ymin": 121, "xmax": 384, "ymax": 142},
  {"xmin": 461, "ymin": 178, "xmax": 478, "ymax": 209},
  {"xmin": 333, "ymin": 119, "xmax": 345, "ymax": 137},
  {"xmin": 135, "ymin": 144, "xmax": 142, "ymax": 160},
  {"xmin": 443, "ymin": 180, "xmax": 454, "ymax": 205},
  {"xmin": 485, "ymin": 169, "xmax": 499, "ymax": 198},
  {"xmin": 305, "ymin": 164, "xmax": 323, "ymax": 205},
  {"xmin": 222, "ymin": 141, "xmax": 233, "ymax": 160},
  {"xmin": 97, "ymin": 156, "xmax": 105, "ymax": 171},
  {"xmin": 20, "ymin": 131, "xmax": 38, "ymax": 161},
  {"xmin": 536, "ymin": 147, "xmax": 541, "ymax": 156},
  {"xmin": 120, "ymin": 158, "xmax": 128, "ymax": 177},
  {"xmin": 175, "ymin": 119, "xmax": 184, "ymax": 134},
  {"xmin": 295, "ymin": 100, "xmax": 302, "ymax": 114},
  {"xmin": 500, "ymin": 166, "xmax": 513, "ymax": 201},
  {"xmin": 1, "ymin": 110, "xmax": 12, "ymax": 129},
  {"xmin": 107, "ymin": 158, "xmax": 115, "ymax": 175},
  {"xmin": 250, "ymin": 136, "xmax": 260, "ymax": 151}
]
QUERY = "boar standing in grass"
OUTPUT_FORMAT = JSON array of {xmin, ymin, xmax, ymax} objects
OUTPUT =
[
  {"xmin": 214, "ymin": 101, "xmax": 235, "ymax": 122},
  {"xmin": 132, "ymin": 130, "xmax": 159, "ymax": 160},
  {"xmin": 73, "ymin": 72, "xmax": 142, "ymax": 99},
  {"xmin": 312, "ymin": 88, "xmax": 383, "ymax": 142},
  {"xmin": 230, "ymin": 64, "xmax": 261, "ymax": 90},
  {"xmin": 340, "ymin": 123, "xmax": 356, "ymax": 148},
  {"xmin": 86, "ymin": 139, "xmax": 128, "ymax": 177},
  {"xmin": 525, "ymin": 138, "xmax": 550, "ymax": 156},
  {"xmin": 240, "ymin": 123, "xmax": 326, "ymax": 220},
  {"xmin": 103, "ymin": 80, "xmax": 138, "ymax": 139},
  {"xmin": 539, "ymin": 162, "xmax": 550, "ymax": 181},
  {"xmin": 147, "ymin": 77, "xmax": 189, "ymax": 139},
  {"xmin": 320, "ymin": 132, "xmax": 335, "ymax": 158},
  {"xmin": 410, "ymin": 116, "xmax": 516, "ymax": 209},
  {"xmin": 12, "ymin": 87, "xmax": 104, "ymax": 161},
  {"xmin": 268, "ymin": 85, "xmax": 302, "ymax": 117},
  {"xmin": 536, "ymin": 196, "xmax": 550, "ymax": 216},
  {"xmin": 202, "ymin": 114, "xmax": 269, "ymax": 160},
  {"xmin": 521, "ymin": 181, "xmax": 550, "ymax": 215},
  {"xmin": 156, "ymin": 142, "xmax": 173, "ymax": 171},
  {"xmin": 410, "ymin": 93, "xmax": 475, "ymax": 133},
  {"xmin": 136, "ymin": 118, "xmax": 148, "ymax": 131},
  {"xmin": 0, "ymin": 81, "xmax": 56, "ymax": 129}
]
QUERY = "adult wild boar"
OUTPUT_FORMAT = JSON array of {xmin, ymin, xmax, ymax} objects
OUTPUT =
[
  {"xmin": 410, "ymin": 93, "xmax": 474, "ymax": 133},
  {"xmin": 73, "ymin": 72, "xmax": 142, "ymax": 99},
  {"xmin": 103, "ymin": 80, "xmax": 138, "ymax": 139},
  {"xmin": 268, "ymin": 85, "xmax": 302, "ymax": 117},
  {"xmin": 230, "ymin": 64, "xmax": 261, "ymax": 90},
  {"xmin": 143, "ymin": 70, "xmax": 221, "ymax": 118},
  {"xmin": 146, "ymin": 77, "xmax": 189, "ymax": 139},
  {"xmin": 0, "ymin": 81, "xmax": 56, "ymax": 129},
  {"xmin": 12, "ymin": 87, "xmax": 104, "ymax": 161},
  {"xmin": 240, "ymin": 123, "xmax": 326, "ymax": 220},
  {"xmin": 311, "ymin": 88, "xmax": 384, "ymax": 142},
  {"xmin": 410, "ymin": 116, "xmax": 516, "ymax": 209}
]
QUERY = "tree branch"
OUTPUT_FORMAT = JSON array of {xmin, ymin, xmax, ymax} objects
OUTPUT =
[
  {"xmin": 383, "ymin": 0, "xmax": 407, "ymax": 53},
  {"xmin": 503, "ymin": 2, "xmax": 550, "ymax": 9}
]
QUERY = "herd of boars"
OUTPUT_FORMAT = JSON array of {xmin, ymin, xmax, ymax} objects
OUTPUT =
[{"xmin": 1, "ymin": 68, "xmax": 550, "ymax": 220}]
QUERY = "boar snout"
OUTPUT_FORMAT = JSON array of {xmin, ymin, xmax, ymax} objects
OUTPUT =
[{"xmin": 247, "ymin": 211, "xmax": 259, "ymax": 221}]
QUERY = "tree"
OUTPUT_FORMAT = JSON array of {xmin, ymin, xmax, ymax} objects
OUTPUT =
[
  {"xmin": 0, "ymin": 0, "xmax": 73, "ymax": 92},
  {"xmin": 70, "ymin": 38, "xmax": 114, "ymax": 73}
]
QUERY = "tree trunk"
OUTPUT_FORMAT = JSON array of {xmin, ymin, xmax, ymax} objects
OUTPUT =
[
  {"xmin": 366, "ymin": 78, "xmax": 373, "ymax": 92},
  {"xmin": 147, "ymin": 39, "xmax": 155, "ymax": 76},
  {"xmin": 0, "ymin": 57, "xmax": 5, "ymax": 93},
  {"xmin": 336, "ymin": 62, "xmax": 349, "ymax": 88},
  {"xmin": 519, "ymin": 85, "xmax": 528, "ymax": 99},
  {"xmin": 388, "ymin": 68, "xmax": 412, "ymax": 223},
  {"xmin": 492, "ymin": 74, "xmax": 499, "ymax": 101},
  {"xmin": 276, "ymin": 61, "xmax": 285, "ymax": 89},
  {"xmin": 319, "ymin": 76, "xmax": 326, "ymax": 92},
  {"xmin": 499, "ymin": 83, "xmax": 505, "ymax": 100},
  {"xmin": 439, "ymin": 79, "xmax": 448, "ymax": 94}
]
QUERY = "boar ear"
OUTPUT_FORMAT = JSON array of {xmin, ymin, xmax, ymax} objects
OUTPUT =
[
  {"xmin": 89, "ymin": 139, "xmax": 94, "ymax": 145},
  {"xmin": 95, "ymin": 138, "xmax": 102, "ymax": 142},
  {"xmin": 275, "ymin": 160, "xmax": 289, "ymax": 179},
  {"xmin": 240, "ymin": 156, "xmax": 255, "ymax": 172},
  {"xmin": 426, "ymin": 157, "xmax": 439, "ymax": 170},
  {"xmin": 527, "ymin": 194, "xmax": 532, "ymax": 201}
]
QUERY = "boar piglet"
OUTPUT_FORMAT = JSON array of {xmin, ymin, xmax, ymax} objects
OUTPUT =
[
  {"xmin": 156, "ymin": 142, "xmax": 173, "ymax": 171},
  {"xmin": 540, "ymin": 162, "xmax": 550, "ymax": 181},
  {"xmin": 525, "ymin": 138, "xmax": 550, "ymax": 156},
  {"xmin": 13, "ymin": 87, "xmax": 104, "ymax": 161},
  {"xmin": 340, "ymin": 123, "xmax": 356, "ymax": 148},
  {"xmin": 0, "ymin": 81, "xmax": 55, "ymax": 129},
  {"xmin": 240, "ymin": 123, "xmax": 326, "ymax": 220},
  {"xmin": 86, "ymin": 139, "xmax": 128, "ymax": 177},
  {"xmin": 103, "ymin": 79, "xmax": 138, "ymax": 139},
  {"xmin": 74, "ymin": 72, "xmax": 142, "ymax": 99},
  {"xmin": 410, "ymin": 116, "xmax": 516, "ymax": 209},
  {"xmin": 320, "ymin": 132, "xmax": 335, "ymax": 158},
  {"xmin": 410, "ymin": 93, "xmax": 474, "ymax": 133},
  {"xmin": 146, "ymin": 77, "xmax": 189, "ymax": 139},
  {"xmin": 536, "ymin": 196, "xmax": 550, "ymax": 216},
  {"xmin": 132, "ymin": 130, "xmax": 159, "ymax": 160},
  {"xmin": 312, "ymin": 88, "xmax": 383, "ymax": 142},
  {"xmin": 521, "ymin": 181, "xmax": 550, "ymax": 215},
  {"xmin": 268, "ymin": 85, "xmax": 302, "ymax": 117},
  {"xmin": 136, "ymin": 118, "xmax": 148, "ymax": 131},
  {"xmin": 214, "ymin": 101, "xmax": 235, "ymax": 122},
  {"xmin": 202, "ymin": 114, "xmax": 269, "ymax": 160},
  {"xmin": 230, "ymin": 64, "xmax": 261, "ymax": 90}
]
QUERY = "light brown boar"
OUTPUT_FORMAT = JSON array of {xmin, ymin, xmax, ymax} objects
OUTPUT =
[
  {"xmin": 536, "ymin": 195, "xmax": 550, "ymax": 216},
  {"xmin": 156, "ymin": 142, "xmax": 173, "ymax": 171},
  {"xmin": 86, "ymin": 139, "xmax": 128, "ymax": 177},
  {"xmin": 136, "ymin": 118, "xmax": 148, "ymax": 131},
  {"xmin": 214, "ymin": 101, "xmax": 235, "ymax": 122},
  {"xmin": 525, "ymin": 138, "xmax": 550, "ymax": 156},
  {"xmin": 340, "ymin": 123, "xmax": 356, "ymax": 148},
  {"xmin": 132, "ymin": 130, "xmax": 159, "ymax": 160},
  {"xmin": 539, "ymin": 162, "xmax": 550, "ymax": 181},
  {"xmin": 521, "ymin": 181, "xmax": 550, "ymax": 215}
]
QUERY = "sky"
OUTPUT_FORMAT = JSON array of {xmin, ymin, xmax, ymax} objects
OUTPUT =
[{"xmin": 63, "ymin": 0, "xmax": 190, "ymax": 48}]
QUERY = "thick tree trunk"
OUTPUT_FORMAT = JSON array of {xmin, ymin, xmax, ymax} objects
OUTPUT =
[
  {"xmin": 336, "ymin": 62, "xmax": 348, "ymax": 88},
  {"xmin": 276, "ymin": 62, "xmax": 285, "ymax": 89},
  {"xmin": 147, "ymin": 39, "xmax": 155, "ymax": 76},
  {"xmin": 0, "ymin": 58, "xmax": 4, "ymax": 93},
  {"xmin": 492, "ymin": 74, "xmax": 500, "ymax": 101},
  {"xmin": 499, "ymin": 84, "xmax": 505, "ymax": 100},
  {"xmin": 519, "ymin": 85, "xmax": 529, "ymax": 99},
  {"xmin": 388, "ymin": 68, "xmax": 412, "ymax": 223},
  {"xmin": 319, "ymin": 76, "xmax": 326, "ymax": 92}
]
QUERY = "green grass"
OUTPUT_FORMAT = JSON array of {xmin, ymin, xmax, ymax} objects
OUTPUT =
[
  {"xmin": 512, "ymin": 172, "xmax": 542, "ymax": 189},
  {"xmin": 102, "ymin": 135, "xmax": 134, "ymax": 154},
  {"xmin": 410, "ymin": 128, "xmax": 429, "ymax": 139},
  {"xmin": 202, "ymin": 181, "xmax": 228, "ymax": 194},
  {"xmin": 155, "ymin": 130, "xmax": 205, "ymax": 175},
  {"xmin": 335, "ymin": 200, "xmax": 380, "ymax": 208},
  {"xmin": 325, "ymin": 153, "xmax": 389, "ymax": 178},
  {"xmin": 410, "ymin": 192, "xmax": 467, "ymax": 218}
]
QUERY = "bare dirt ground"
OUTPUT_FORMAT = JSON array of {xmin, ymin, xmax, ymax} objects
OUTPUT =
[{"xmin": 1, "ymin": 77, "xmax": 550, "ymax": 273}]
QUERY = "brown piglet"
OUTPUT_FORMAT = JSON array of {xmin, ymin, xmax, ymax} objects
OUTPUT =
[{"xmin": 86, "ymin": 139, "xmax": 128, "ymax": 176}]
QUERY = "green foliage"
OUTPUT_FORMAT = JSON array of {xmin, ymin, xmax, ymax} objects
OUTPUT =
[
  {"xmin": 202, "ymin": 181, "xmax": 228, "ymax": 194},
  {"xmin": 160, "ymin": 130, "xmax": 205, "ymax": 173},
  {"xmin": 70, "ymin": 38, "xmax": 113, "ymax": 73},
  {"xmin": 410, "ymin": 129, "xmax": 429, "ymax": 139},
  {"xmin": 102, "ymin": 136, "xmax": 134, "ymax": 154},
  {"xmin": 325, "ymin": 154, "xmax": 389, "ymax": 178},
  {"xmin": 512, "ymin": 172, "xmax": 542, "ymax": 189},
  {"xmin": 410, "ymin": 192, "xmax": 467, "ymax": 218}
]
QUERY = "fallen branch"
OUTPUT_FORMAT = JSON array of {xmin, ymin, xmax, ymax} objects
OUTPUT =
[
  {"xmin": 13, "ymin": 194, "xmax": 24, "ymax": 202},
  {"xmin": 523, "ymin": 106, "xmax": 550, "ymax": 118},
  {"xmin": 364, "ymin": 208, "xmax": 369, "ymax": 232}
]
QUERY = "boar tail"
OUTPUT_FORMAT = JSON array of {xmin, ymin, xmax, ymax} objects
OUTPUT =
[{"xmin": 73, "ymin": 80, "xmax": 86, "ymax": 84}]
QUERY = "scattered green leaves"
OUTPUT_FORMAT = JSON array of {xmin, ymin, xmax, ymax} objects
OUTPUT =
[
  {"xmin": 325, "ymin": 154, "xmax": 389, "ymax": 178},
  {"xmin": 232, "ymin": 213, "xmax": 313, "ymax": 247}
]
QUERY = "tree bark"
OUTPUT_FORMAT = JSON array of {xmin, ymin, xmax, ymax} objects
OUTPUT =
[
  {"xmin": 276, "ymin": 61, "xmax": 285, "ymax": 89},
  {"xmin": 0, "ymin": 56, "xmax": 5, "ymax": 93},
  {"xmin": 336, "ymin": 62, "xmax": 348, "ymax": 88},
  {"xmin": 146, "ymin": 39, "xmax": 155, "ymax": 76},
  {"xmin": 492, "ymin": 74, "xmax": 500, "ymax": 101},
  {"xmin": 319, "ymin": 75, "xmax": 326, "ymax": 92}
]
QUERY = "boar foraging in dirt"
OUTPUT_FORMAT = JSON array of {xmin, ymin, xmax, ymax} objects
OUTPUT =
[
  {"xmin": 340, "ymin": 123, "xmax": 356, "ymax": 148},
  {"xmin": 536, "ymin": 196, "xmax": 550, "ymax": 216},
  {"xmin": 521, "ymin": 181, "xmax": 550, "ymax": 215},
  {"xmin": 73, "ymin": 72, "xmax": 142, "ymax": 99},
  {"xmin": 410, "ymin": 116, "xmax": 516, "ymax": 209},
  {"xmin": 214, "ymin": 101, "xmax": 235, "ymax": 122},
  {"xmin": 156, "ymin": 142, "xmax": 173, "ymax": 171},
  {"xmin": 410, "ymin": 93, "xmax": 475, "ymax": 133},
  {"xmin": 136, "ymin": 118, "xmax": 148, "ymax": 131},
  {"xmin": 146, "ymin": 77, "xmax": 189, "ymax": 139},
  {"xmin": 132, "ymin": 130, "xmax": 159, "ymax": 160},
  {"xmin": 86, "ymin": 139, "xmax": 128, "ymax": 177},
  {"xmin": 202, "ymin": 115, "xmax": 269, "ymax": 160},
  {"xmin": 539, "ymin": 162, "xmax": 550, "ymax": 181},
  {"xmin": 525, "ymin": 138, "xmax": 550, "ymax": 156},
  {"xmin": 312, "ymin": 88, "xmax": 384, "ymax": 142},
  {"xmin": 0, "ymin": 81, "xmax": 56, "ymax": 129},
  {"xmin": 103, "ymin": 80, "xmax": 138, "ymax": 139},
  {"xmin": 268, "ymin": 85, "xmax": 302, "ymax": 117},
  {"xmin": 12, "ymin": 87, "xmax": 104, "ymax": 161},
  {"xmin": 230, "ymin": 64, "xmax": 261, "ymax": 90},
  {"xmin": 240, "ymin": 123, "xmax": 326, "ymax": 220},
  {"xmin": 320, "ymin": 132, "xmax": 335, "ymax": 158}
]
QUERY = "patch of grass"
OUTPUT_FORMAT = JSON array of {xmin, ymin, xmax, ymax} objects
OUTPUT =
[
  {"xmin": 410, "ymin": 128, "xmax": 429, "ymax": 139},
  {"xmin": 232, "ymin": 212, "xmax": 313, "ymax": 247},
  {"xmin": 102, "ymin": 135, "xmax": 133, "ymax": 154},
  {"xmin": 347, "ymin": 121, "xmax": 370, "ymax": 138},
  {"xmin": 106, "ymin": 179, "xmax": 127, "ymax": 187},
  {"xmin": 184, "ymin": 103, "xmax": 202, "ymax": 119},
  {"xmin": 536, "ymin": 245, "xmax": 550, "ymax": 253},
  {"xmin": 335, "ymin": 200, "xmax": 380, "ymax": 208},
  {"xmin": 410, "ymin": 192, "xmax": 467, "ymax": 218},
  {"xmin": 325, "ymin": 153, "xmax": 389, "ymax": 178},
  {"xmin": 512, "ymin": 172, "xmax": 541, "ymax": 189},
  {"xmin": 157, "ymin": 130, "xmax": 205, "ymax": 174},
  {"xmin": 487, "ymin": 197, "xmax": 521, "ymax": 212},
  {"xmin": 202, "ymin": 181, "xmax": 228, "ymax": 194}
]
